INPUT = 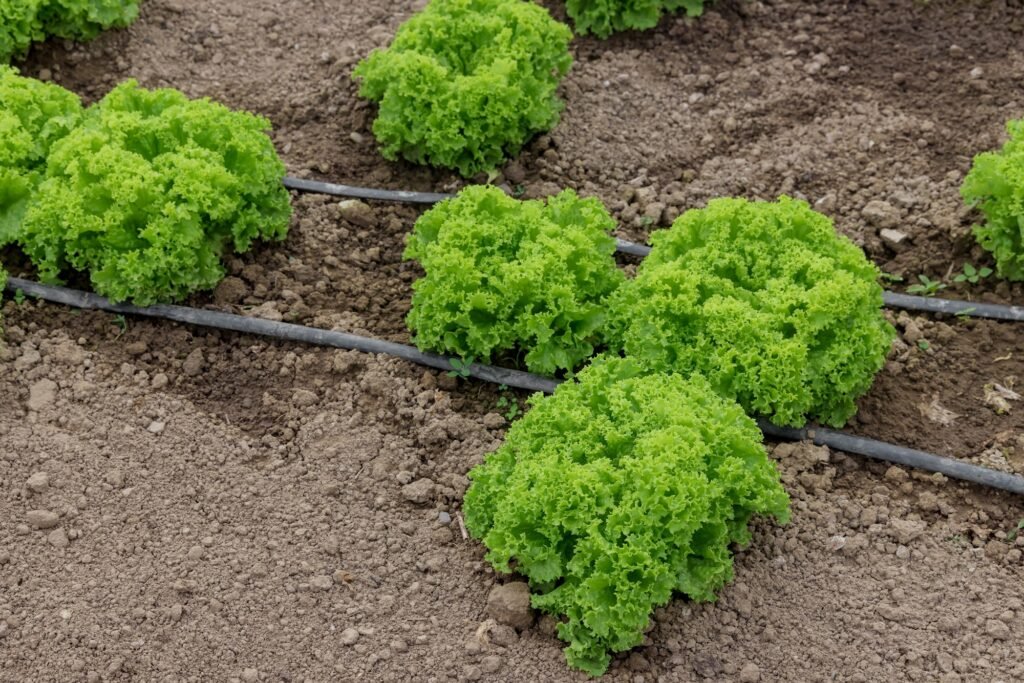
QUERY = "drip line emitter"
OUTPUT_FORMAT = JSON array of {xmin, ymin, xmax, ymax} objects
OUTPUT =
[
  {"xmin": 282, "ymin": 176, "xmax": 1024, "ymax": 322},
  {"xmin": 7, "ymin": 276, "xmax": 1024, "ymax": 497}
]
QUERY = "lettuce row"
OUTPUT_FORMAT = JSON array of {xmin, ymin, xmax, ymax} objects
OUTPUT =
[
  {"xmin": 1, "ymin": 0, "xmax": 139, "ymax": 63},
  {"xmin": 404, "ymin": 185, "xmax": 624, "ymax": 375},
  {"xmin": 565, "ymin": 0, "xmax": 705, "ymax": 38},
  {"xmin": 962, "ymin": 118, "xmax": 1024, "ymax": 281},
  {"xmin": 0, "ymin": 66, "xmax": 83, "ymax": 246},
  {"xmin": 7, "ymin": 77, "xmax": 291, "ymax": 305},
  {"xmin": 607, "ymin": 197, "xmax": 894, "ymax": 427},
  {"xmin": 464, "ymin": 356, "xmax": 790, "ymax": 676},
  {"xmin": 353, "ymin": 0, "xmax": 573, "ymax": 177}
]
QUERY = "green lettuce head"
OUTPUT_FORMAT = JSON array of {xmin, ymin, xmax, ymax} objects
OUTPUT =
[
  {"xmin": 608, "ymin": 196, "xmax": 894, "ymax": 427},
  {"xmin": 19, "ymin": 80, "xmax": 292, "ymax": 305},
  {"xmin": 464, "ymin": 356, "xmax": 790, "ymax": 675},
  {"xmin": 353, "ymin": 0, "xmax": 573, "ymax": 177}
]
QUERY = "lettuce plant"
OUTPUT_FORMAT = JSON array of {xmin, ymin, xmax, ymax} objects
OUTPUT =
[
  {"xmin": 962, "ymin": 118, "xmax": 1024, "ymax": 281},
  {"xmin": 404, "ymin": 185, "xmax": 624, "ymax": 375},
  {"xmin": 565, "ymin": 0, "xmax": 705, "ymax": 38},
  {"xmin": 608, "ymin": 197, "xmax": 894, "ymax": 427},
  {"xmin": 463, "ymin": 356, "xmax": 790, "ymax": 676},
  {"xmin": 0, "ymin": 66, "xmax": 82, "ymax": 245},
  {"xmin": 18, "ymin": 80, "xmax": 292, "ymax": 305},
  {"xmin": 353, "ymin": 0, "xmax": 573, "ymax": 177},
  {"xmin": 1, "ymin": 0, "xmax": 140, "ymax": 63}
]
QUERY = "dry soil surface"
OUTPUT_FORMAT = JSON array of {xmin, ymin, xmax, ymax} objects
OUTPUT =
[{"xmin": 3, "ymin": 0, "xmax": 1024, "ymax": 681}]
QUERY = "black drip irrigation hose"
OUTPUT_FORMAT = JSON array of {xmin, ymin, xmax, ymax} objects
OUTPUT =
[
  {"xmin": 282, "ymin": 176, "xmax": 451, "ymax": 205},
  {"xmin": 282, "ymin": 176, "xmax": 1024, "ymax": 323},
  {"xmin": 6, "ymin": 278, "xmax": 556, "ymax": 394},
  {"xmin": 7, "ymin": 276, "xmax": 1024, "ymax": 497},
  {"xmin": 882, "ymin": 291, "xmax": 1024, "ymax": 322}
]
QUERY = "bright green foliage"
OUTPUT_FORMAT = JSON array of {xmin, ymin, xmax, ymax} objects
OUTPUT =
[
  {"xmin": 37, "ymin": 0, "xmax": 140, "ymax": 42},
  {"xmin": 0, "ymin": 1, "xmax": 44, "ymax": 63},
  {"xmin": 463, "ymin": 356, "xmax": 790, "ymax": 676},
  {"xmin": 962, "ymin": 118, "xmax": 1024, "ymax": 281},
  {"xmin": 0, "ymin": 66, "xmax": 82, "ymax": 245},
  {"xmin": 404, "ymin": 185, "xmax": 624, "ymax": 375},
  {"xmin": 18, "ymin": 80, "xmax": 292, "ymax": 305},
  {"xmin": 608, "ymin": 197, "xmax": 894, "ymax": 427},
  {"xmin": 0, "ymin": 0, "xmax": 139, "ymax": 63},
  {"xmin": 565, "ymin": 0, "xmax": 705, "ymax": 38},
  {"xmin": 353, "ymin": 0, "xmax": 573, "ymax": 177}
]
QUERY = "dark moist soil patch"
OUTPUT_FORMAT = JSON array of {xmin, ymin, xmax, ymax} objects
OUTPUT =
[{"xmin": 3, "ymin": 0, "xmax": 1024, "ymax": 681}]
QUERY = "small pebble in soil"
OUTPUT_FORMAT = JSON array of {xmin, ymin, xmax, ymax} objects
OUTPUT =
[
  {"xmin": 26, "ymin": 472, "xmax": 49, "ymax": 493},
  {"xmin": 480, "ymin": 655, "xmax": 502, "ymax": 674},
  {"xmin": 486, "ymin": 582, "xmax": 533, "ymax": 630},
  {"xmin": 438, "ymin": 511, "xmax": 452, "ymax": 525},
  {"xmin": 26, "ymin": 510, "xmax": 60, "ymax": 530},
  {"xmin": 739, "ymin": 662, "xmax": 761, "ymax": 682},
  {"xmin": 402, "ymin": 478, "xmax": 435, "ymax": 504},
  {"xmin": 47, "ymin": 528, "xmax": 70, "ymax": 548},
  {"xmin": 340, "ymin": 628, "xmax": 360, "ymax": 645}
]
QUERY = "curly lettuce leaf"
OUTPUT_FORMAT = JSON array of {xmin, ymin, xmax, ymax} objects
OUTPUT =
[
  {"xmin": 962, "ymin": 118, "xmax": 1024, "ymax": 281},
  {"xmin": 565, "ymin": 0, "xmax": 705, "ymax": 38},
  {"xmin": 0, "ymin": 0, "xmax": 45, "ymax": 63},
  {"xmin": 0, "ymin": 66, "xmax": 82, "ymax": 245},
  {"xmin": 404, "ymin": 185, "xmax": 624, "ymax": 375},
  {"xmin": 608, "ymin": 196, "xmax": 894, "ymax": 427},
  {"xmin": 464, "ymin": 356, "xmax": 790, "ymax": 675},
  {"xmin": 353, "ymin": 0, "xmax": 573, "ymax": 177},
  {"xmin": 18, "ymin": 80, "xmax": 291, "ymax": 305}
]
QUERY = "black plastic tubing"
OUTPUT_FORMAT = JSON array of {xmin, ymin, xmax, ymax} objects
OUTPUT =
[{"xmin": 7, "ymin": 277, "xmax": 1024, "ymax": 496}]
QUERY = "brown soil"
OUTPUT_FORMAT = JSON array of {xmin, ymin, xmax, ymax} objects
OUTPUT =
[{"xmin": 3, "ymin": 0, "xmax": 1024, "ymax": 681}]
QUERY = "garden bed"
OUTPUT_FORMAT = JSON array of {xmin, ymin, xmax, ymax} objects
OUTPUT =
[{"xmin": 2, "ymin": 0, "xmax": 1024, "ymax": 680}]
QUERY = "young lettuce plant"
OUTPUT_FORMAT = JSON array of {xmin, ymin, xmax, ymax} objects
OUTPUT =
[
  {"xmin": 0, "ymin": 66, "xmax": 83, "ymax": 245},
  {"xmin": 463, "ymin": 356, "xmax": 790, "ymax": 676},
  {"xmin": 18, "ymin": 80, "xmax": 292, "ymax": 305},
  {"xmin": 404, "ymin": 185, "xmax": 624, "ymax": 376},
  {"xmin": 962, "ymin": 118, "xmax": 1024, "ymax": 281},
  {"xmin": 608, "ymin": 197, "xmax": 894, "ymax": 427},
  {"xmin": 353, "ymin": 0, "xmax": 573, "ymax": 177},
  {"xmin": 565, "ymin": 0, "xmax": 706, "ymax": 38}
]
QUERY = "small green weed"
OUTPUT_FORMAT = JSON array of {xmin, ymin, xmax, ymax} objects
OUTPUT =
[
  {"xmin": 495, "ymin": 385, "xmax": 521, "ymax": 421},
  {"xmin": 906, "ymin": 274, "xmax": 947, "ymax": 297},
  {"xmin": 446, "ymin": 355, "xmax": 475, "ymax": 379},
  {"xmin": 879, "ymin": 272, "xmax": 905, "ymax": 284},
  {"xmin": 112, "ymin": 314, "xmax": 128, "ymax": 340},
  {"xmin": 953, "ymin": 263, "xmax": 993, "ymax": 285}
]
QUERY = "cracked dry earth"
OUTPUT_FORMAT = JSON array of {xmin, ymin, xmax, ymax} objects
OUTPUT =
[{"xmin": 3, "ymin": 0, "xmax": 1024, "ymax": 681}]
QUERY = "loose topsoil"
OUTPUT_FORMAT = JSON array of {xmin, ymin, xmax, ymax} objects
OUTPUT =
[{"xmin": 3, "ymin": 0, "xmax": 1024, "ymax": 681}]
